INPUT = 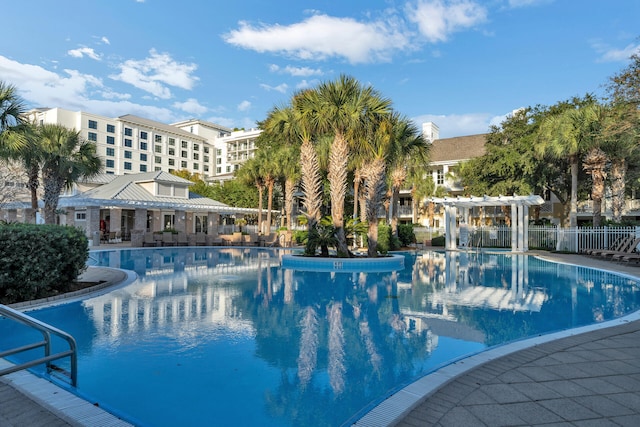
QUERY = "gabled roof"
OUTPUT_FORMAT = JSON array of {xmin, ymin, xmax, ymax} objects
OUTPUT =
[{"xmin": 430, "ymin": 134, "xmax": 487, "ymax": 163}]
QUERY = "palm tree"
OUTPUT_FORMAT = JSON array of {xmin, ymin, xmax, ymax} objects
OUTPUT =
[
  {"xmin": 37, "ymin": 124, "xmax": 102, "ymax": 224},
  {"xmin": 0, "ymin": 81, "xmax": 28, "ymax": 151},
  {"xmin": 255, "ymin": 148, "xmax": 279, "ymax": 235},
  {"xmin": 311, "ymin": 75, "xmax": 392, "ymax": 257},
  {"xmin": 537, "ymin": 101, "xmax": 602, "ymax": 227},
  {"xmin": 236, "ymin": 157, "xmax": 265, "ymax": 232},
  {"xmin": 582, "ymin": 147, "xmax": 608, "ymax": 226},
  {"xmin": 275, "ymin": 144, "xmax": 300, "ymax": 229},
  {"xmin": 386, "ymin": 115, "xmax": 428, "ymax": 239}
]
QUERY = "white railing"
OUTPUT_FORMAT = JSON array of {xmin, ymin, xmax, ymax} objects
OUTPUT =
[{"xmin": 415, "ymin": 225, "xmax": 639, "ymax": 253}]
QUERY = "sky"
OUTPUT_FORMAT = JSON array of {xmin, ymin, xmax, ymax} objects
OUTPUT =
[{"xmin": 1, "ymin": 0, "xmax": 639, "ymax": 139}]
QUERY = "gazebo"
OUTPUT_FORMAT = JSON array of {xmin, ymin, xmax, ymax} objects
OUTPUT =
[{"xmin": 430, "ymin": 195, "xmax": 545, "ymax": 252}]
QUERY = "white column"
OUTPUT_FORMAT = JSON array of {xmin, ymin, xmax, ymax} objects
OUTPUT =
[
  {"xmin": 448, "ymin": 206, "xmax": 457, "ymax": 250},
  {"xmin": 511, "ymin": 203, "xmax": 517, "ymax": 251},
  {"xmin": 523, "ymin": 206, "xmax": 529, "ymax": 251},
  {"xmin": 518, "ymin": 204, "xmax": 525, "ymax": 251}
]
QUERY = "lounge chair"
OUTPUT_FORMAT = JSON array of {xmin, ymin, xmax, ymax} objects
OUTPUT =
[
  {"xmin": 588, "ymin": 235, "xmax": 633, "ymax": 256},
  {"xmin": 262, "ymin": 233, "xmax": 278, "ymax": 247},
  {"xmin": 599, "ymin": 236, "xmax": 639, "ymax": 258},
  {"xmin": 142, "ymin": 233, "xmax": 157, "ymax": 247},
  {"xmin": 162, "ymin": 232, "xmax": 176, "ymax": 246},
  {"xmin": 176, "ymin": 232, "xmax": 189, "ymax": 246},
  {"xmin": 108, "ymin": 231, "xmax": 122, "ymax": 243},
  {"xmin": 608, "ymin": 237, "xmax": 640, "ymax": 261}
]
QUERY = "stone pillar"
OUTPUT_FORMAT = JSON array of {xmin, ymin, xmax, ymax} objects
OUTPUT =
[
  {"xmin": 86, "ymin": 206, "xmax": 101, "ymax": 246},
  {"xmin": 5, "ymin": 209, "xmax": 17, "ymax": 222},
  {"xmin": 109, "ymin": 208, "xmax": 122, "ymax": 232},
  {"xmin": 63, "ymin": 207, "xmax": 75, "ymax": 227},
  {"xmin": 175, "ymin": 209, "xmax": 186, "ymax": 233},
  {"xmin": 207, "ymin": 212, "xmax": 219, "ymax": 236},
  {"xmin": 132, "ymin": 208, "xmax": 148, "ymax": 247}
]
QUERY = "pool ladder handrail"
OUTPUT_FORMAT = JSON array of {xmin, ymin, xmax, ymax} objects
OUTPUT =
[{"xmin": 0, "ymin": 304, "xmax": 78, "ymax": 387}]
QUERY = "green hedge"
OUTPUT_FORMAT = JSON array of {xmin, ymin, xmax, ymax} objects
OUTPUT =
[{"xmin": 0, "ymin": 224, "xmax": 89, "ymax": 304}]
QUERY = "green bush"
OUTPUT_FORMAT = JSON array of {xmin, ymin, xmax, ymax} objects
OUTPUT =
[
  {"xmin": 0, "ymin": 224, "xmax": 88, "ymax": 304},
  {"xmin": 431, "ymin": 235, "xmax": 445, "ymax": 246},
  {"xmin": 293, "ymin": 230, "xmax": 307, "ymax": 244},
  {"xmin": 377, "ymin": 223, "xmax": 392, "ymax": 254},
  {"xmin": 398, "ymin": 224, "xmax": 416, "ymax": 247}
]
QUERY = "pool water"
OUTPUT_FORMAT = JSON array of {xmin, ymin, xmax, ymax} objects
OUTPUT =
[{"xmin": 2, "ymin": 248, "xmax": 640, "ymax": 426}]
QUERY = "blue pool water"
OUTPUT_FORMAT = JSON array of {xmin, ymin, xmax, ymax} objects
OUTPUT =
[{"xmin": 2, "ymin": 248, "xmax": 640, "ymax": 426}]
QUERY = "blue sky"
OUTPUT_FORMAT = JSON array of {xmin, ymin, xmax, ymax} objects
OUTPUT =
[{"xmin": 1, "ymin": 0, "xmax": 638, "ymax": 138}]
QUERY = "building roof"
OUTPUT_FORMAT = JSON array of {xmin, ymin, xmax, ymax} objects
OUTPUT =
[
  {"xmin": 118, "ymin": 114, "xmax": 207, "ymax": 142},
  {"xmin": 430, "ymin": 134, "xmax": 487, "ymax": 163},
  {"xmin": 57, "ymin": 171, "xmax": 263, "ymax": 214}
]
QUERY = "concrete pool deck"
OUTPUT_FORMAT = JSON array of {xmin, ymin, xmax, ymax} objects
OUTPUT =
[{"xmin": 2, "ymin": 252, "xmax": 640, "ymax": 426}]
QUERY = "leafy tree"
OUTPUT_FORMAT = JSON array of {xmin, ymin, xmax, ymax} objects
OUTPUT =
[
  {"xmin": 0, "ymin": 81, "xmax": 27, "ymax": 151},
  {"xmin": 236, "ymin": 157, "xmax": 265, "ymax": 231}
]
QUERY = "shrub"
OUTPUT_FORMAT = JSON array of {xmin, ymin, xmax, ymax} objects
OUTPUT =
[
  {"xmin": 377, "ymin": 223, "xmax": 392, "ymax": 254},
  {"xmin": 398, "ymin": 224, "xmax": 416, "ymax": 247},
  {"xmin": 0, "ymin": 224, "xmax": 88, "ymax": 304},
  {"xmin": 431, "ymin": 235, "xmax": 445, "ymax": 246}
]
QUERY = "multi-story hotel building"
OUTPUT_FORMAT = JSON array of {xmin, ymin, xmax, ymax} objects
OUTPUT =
[{"xmin": 25, "ymin": 108, "xmax": 260, "ymax": 182}]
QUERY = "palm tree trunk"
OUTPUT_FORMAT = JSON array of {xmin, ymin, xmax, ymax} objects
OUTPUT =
[
  {"xmin": 611, "ymin": 158, "xmax": 626, "ymax": 223},
  {"xmin": 285, "ymin": 177, "xmax": 294, "ymax": 229},
  {"xmin": 328, "ymin": 134, "xmax": 350, "ymax": 257},
  {"xmin": 257, "ymin": 185, "xmax": 264, "ymax": 234},
  {"xmin": 28, "ymin": 163, "xmax": 39, "ymax": 224},
  {"xmin": 570, "ymin": 157, "xmax": 579, "ymax": 227},
  {"xmin": 365, "ymin": 158, "xmax": 386, "ymax": 257},
  {"xmin": 300, "ymin": 139, "xmax": 322, "ymax": 232},
  {"xmin": 391, "ymin": 185, "xmax": 400, "ymax": 238},
  {"xmin": 265, "ymin": 179, "xmax": 274, "ymax": 234},
  {"xmin": 353, "ymin": 169, "xmax": 361, "ymax": 219}
]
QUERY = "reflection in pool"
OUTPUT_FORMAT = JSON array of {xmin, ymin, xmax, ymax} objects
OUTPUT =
[{"xmin": 1, "ymin": 248, "xmax": 640, "ymax": 426}]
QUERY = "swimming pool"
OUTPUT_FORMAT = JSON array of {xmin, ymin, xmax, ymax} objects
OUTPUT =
[{"xmin": 2, "ymin": 248, "xmax": 640, "ymax": 426}]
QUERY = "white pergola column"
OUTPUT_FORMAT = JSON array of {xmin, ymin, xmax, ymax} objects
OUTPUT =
[
  {"xmin": 511, "ymin": 203, "xmax": 517, "ymax": 251},
  {"xmin": 523, "ymin": 205, "xmax": 529, "ymax": 251}
]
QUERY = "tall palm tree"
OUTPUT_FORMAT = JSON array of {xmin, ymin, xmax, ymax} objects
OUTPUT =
[
  {"xmin": 537, "ymin": 102, "xmax": 602, "ymax": 227},
  {"xmin": 582, "ymin": 147, "xmax": 607, "ymax": 226},
  {"xmin": 386, "ymin": 115, "xmax": 428, "ymax": 238},
  {"xmin": 37, "ymin": 124, "xmax": 102, "ymax": 224},
  {"xmin": 255, "ymin": 148, "xmax": 279, "ymax": 234},
  {"xmin": 312, "ymin": 75, "xmax": 392, "ymax": 257},
  {"xmin": 275, "ymin": 144, "xmax": 300, "ymax": 229}
]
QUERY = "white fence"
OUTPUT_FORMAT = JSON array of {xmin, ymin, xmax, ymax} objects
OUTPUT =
[{"xmin": 414, "ymin": 225, "xmax": 639, "ymax": 253}]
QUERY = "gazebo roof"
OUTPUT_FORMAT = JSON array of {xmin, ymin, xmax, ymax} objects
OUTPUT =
[{"xmin": 430, "ymin": 195, "xmax": 544, "ymax": 208}]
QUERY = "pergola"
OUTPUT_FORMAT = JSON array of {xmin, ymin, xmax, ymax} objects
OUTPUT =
[{"xmin": 430, "ymin": 195, "xmax": 545, "ymax": 252}]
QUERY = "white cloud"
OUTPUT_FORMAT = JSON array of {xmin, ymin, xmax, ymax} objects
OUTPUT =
[
  {"xmin": 237, "ymin": 100, "xmax": 252, "ymax": 111},
  {"xmin": 296, "ymin": 79, "xmax": 320, "ymax": 90},
  {"xmin": 67, "ymin": 47, "xmax": 101, "ymax": 61},
  {"xmin": 507, "ymin": 0, "xmax": 551, "ymax": 8},
  {"xmin": 101, "ymin": 36, "xmax": 110, "ymax": 45},
  {"xmin": 406, "ymin": 0, "xmax": 487, "ymax": 43},
  {"xmin": 224, "ymin": 14, "xmax": 412, "ymax": 64},
  {"xmin": 260, "ymin": 83, "xmax": 288, "ymax": 93},
  {"xmin": 412, "ymin": 112, "xmax": 502, "ymax": 138},
  {"xmin": 0, "ymin": 55, "xmax": 177, "ymax": 123},
  {"xmin": 173, "ymin": 98, "xmax": 208, "ymax": 115},
  {"xmin": 593, "ymin": 41, "xmax": 640, "ymax": 63},
  {"xmin": 270, "ymin": 64, "xmax": 324, "ymax": 77},
  {"xmin": 110, "ymin": 49, "xmax": 199, "ymax": 99}
]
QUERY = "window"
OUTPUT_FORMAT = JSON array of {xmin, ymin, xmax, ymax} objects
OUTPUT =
[
  {"xmin": 216, "ymin": 167, "xmax": 221, "ymax": 174},
  {"xmin": 106, "ymin": 136, "xmax": 115, "ymax": 145},
  {"xmin": 88, "ymin": 120, "xmax": 97, "ymax": 129},
  {"xmin": 193, "ymin": 143, "xmax": 199, "ymax": 151},
  {"xmin": 88, "ymin": 132, "xmax": 97, "ymax": 141},
  {"xmin": 204, "ymin": 147, "xmax": 209, "ymax": 154},
  {"xmin": 193, "ymin": 153, "xmax": 199, "ymax": 160},
  {"xmin": 124, "ymin": 151, "xmax": 132, "ymax": 159},
  {"xmin": 181, "ymin": 161, "xmax": 187, "ymax": 168},
  {"xmin": 168, "ymin": 137, "xmax": 175, "ymax": 146},
  {"xmin": 226, "ymin": 166, "xmax": 231, "ymax": 173},
  {"xmin": 140, "ymin": 142, "xmax": 147, "ymax": 151},
  {"xmin": 124, "ymin": 162, "xmax": 132, "ymax": 170},
  {"xmin": 155, "ymin": 145, "xmax": 162, "ymax": 153},
  {"xmin": 181, "ymin": 140, "xmax": 188, "ymax": 148},
  {"xmin": 140, "ymin": 164, "xmax": 147, "ymax": 172},
  {"xmin": 155, "ymin": 135, "xmax": 162, "ymax": 143},
  {"xmin": 75, "ymin": 212, "xmax": 87, "ymax": 221},
  {"xmin": 216, "ymin": 158, "xmax": 221, "ymax": 165},
  {"xmin": 194, "ymin": 215, "xmax": 208, "ymax": 233},
  {"xmin": 140, "ymin": 153, "xmax": 147, "ymax": 161},
  {"xmin": 155, "ymin": 167, "xmax": 162, "ymax": 171},
  {"xmin": 193, "ymin": 163, "xmax": 199, "ymax": 170},
  {"xmin": 216, "ymin": 149, "xmax": 222, "ymax": 155},
  {"xmin": 168, "ymin": 158, "xmax": 175, "ymax": 166},
  {"xmin": 155, "ymin": 156, "xmax": 162, "ymax": 164},
  {"xmin": 181, "ymin": 151, "xmax": 187, "ymax": 158},
  {"xmin": 106, "ymin": 147, "xmax": 115, "ymax": 156},
  {"xmin": 436, "ymin": 169, "xmax": 444, "ymax": 185},
  {"xmin": 140, "ymin": 131, "xmax": 148, "ymax": 140},
  {"xmin": 203, "ymin": 165, "xmax": 209, "ymax": 172},
  {"xmin": 124, "ymin": 127, "xmax": 132, "ymax": 136},
  {"xmin": 106, "ymin": 159, "xmax": 114, "ymax": 168},
  {"xmin": 124, "ymin": 139, "xmax": 132, "ymax": 147},
  {"xmin": 203, "ymin": 156, "xmax": 209, "ymax": 162},
  {"xmin": 168, "ymin": 148, "xmax": 175, "ymax": 156},
  {"xmin": 106, "ymin": 124, "xmax": 115, "ymax": 133}
]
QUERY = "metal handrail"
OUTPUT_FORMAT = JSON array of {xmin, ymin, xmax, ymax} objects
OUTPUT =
[{"xmin": 0, "ymin": 304, "xmax": 77, "ymax": 386}]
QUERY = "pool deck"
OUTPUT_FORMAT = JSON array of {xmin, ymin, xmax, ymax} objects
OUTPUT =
[{"xmin": 2, "ymin": 251, "xmax": 640, "ymax": 426}]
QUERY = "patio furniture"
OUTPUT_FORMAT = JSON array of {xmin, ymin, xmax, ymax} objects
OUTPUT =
[
  {"xmin": 195, "ymin": 233, "xmax": 207, "ymax": 246},
  {"xmin": 142, "ymin": 233, "xmax": 157, "ymax": 247},
  {"xmin": 162, "ymin": 232, "xmax": 176, "ymax": 246},
  {"xmin": 176, "ymin": 232, "xmax": 189, "ymax": 246}
]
